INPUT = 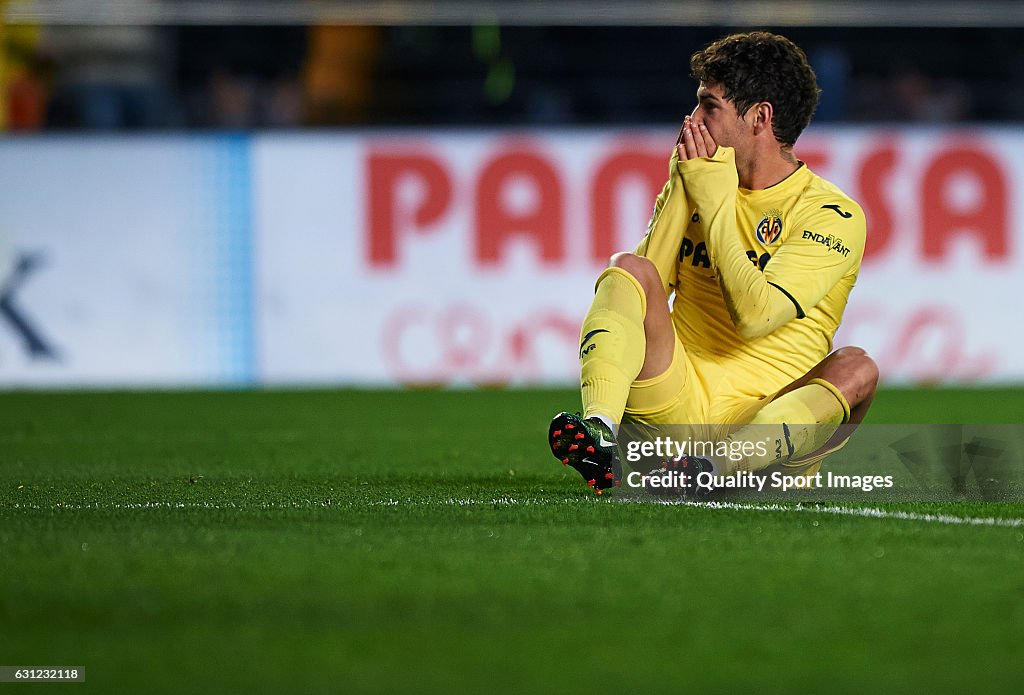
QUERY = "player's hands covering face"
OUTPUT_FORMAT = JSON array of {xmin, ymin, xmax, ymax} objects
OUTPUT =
[{"xmin": 676, "ymin": 115, "xmax": 718, "ymax": 160}]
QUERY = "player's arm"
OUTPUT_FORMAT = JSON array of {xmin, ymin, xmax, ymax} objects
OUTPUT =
[
  {"xmin": 761, "ymin": 201, "xmax": 866, "ymax": 320},
  {"xmin": 633, "ymin": 147, "xmax": 692, "ymax": 296},
  {"xmin": 674, "ymin": 141, "xmax": 799, "ymax": 339},
  {"xmin": 707, "ymin": 196, "xmax": 800, "ymax": 339}
]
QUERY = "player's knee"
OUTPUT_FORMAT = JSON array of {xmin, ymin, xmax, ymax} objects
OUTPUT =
[
  {"xmin": 833, "ymin": 346, "xmax": 879, "ymax": 401},
  {"xmin": 608, "ymin": 253, "xmax": 659, "ymax": 294}
]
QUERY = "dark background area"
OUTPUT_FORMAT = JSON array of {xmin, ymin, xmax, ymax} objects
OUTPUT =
[{"xmin": 5, "ymin": 24, "xmax": 1024, "ymax": 131}]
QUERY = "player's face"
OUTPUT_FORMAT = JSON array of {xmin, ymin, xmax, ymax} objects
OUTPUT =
[{"xmin": 690, "ymin": 82, "xmax": 749, "ymax": 150}]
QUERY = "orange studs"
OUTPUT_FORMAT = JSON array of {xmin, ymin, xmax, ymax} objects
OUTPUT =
[
  {"xmin": 569, "ymin": 444, "xmax": 578, "ymax": 451},
  {"xmin": 586, "ymin": 446, "xmax": 595, "ymax": 453},
  {"xmin": 604, "ymin": 472, "xmax": 614, "ymax": 479},
  {"xmin": 552, "ymin": 430, "xmax": 562, "ymax": 437},
  {"xmin": 574, "ymin": 433, "xmax": 585, "ymax": 440}
]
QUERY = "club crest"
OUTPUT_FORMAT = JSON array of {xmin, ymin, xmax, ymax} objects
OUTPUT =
[{"xmin": 756, "ymin": 212, "xmax": 783, "ymax": 246}]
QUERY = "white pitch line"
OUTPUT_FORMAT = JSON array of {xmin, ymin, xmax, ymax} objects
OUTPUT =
[
  {"xmin": 3, "ymin": 498, "xmax": 586, "ymax": 511},
  {"xmin": 656, "ymin": 499, "xmax": 1024, "ymax": 528},
  {"xmin": 5, "ymin": 497, "xmax": 1024, "ymax": 528}
]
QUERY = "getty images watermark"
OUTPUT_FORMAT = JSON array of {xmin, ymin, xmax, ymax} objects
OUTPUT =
[
  {"xmin": 621, "ymin": 430, "xmax": 893, "ymax": 494},
  {"xmin": 626, "ymin": 467, "xmax": 894, "ymax": 494},
  {"xmin": 615, "ymin": 424, "xmax": 1024, "ymax": 501}
]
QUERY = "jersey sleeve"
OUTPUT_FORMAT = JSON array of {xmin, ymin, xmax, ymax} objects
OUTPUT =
[
  {"xmin": 633, "ymin": 149, "xmax": 692, "ymax": 295},
  {"xmin": 675, "ymin": 146, "xmax": 797, "ymax": 339},
  {"xmin": 763, "ymin": 199, "xmax": 866, "ymax": 317}
]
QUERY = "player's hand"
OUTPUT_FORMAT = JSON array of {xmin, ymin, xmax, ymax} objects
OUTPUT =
[{"xmin": 675, "ymin": 116, "xmax": 717, "ymax": 160}]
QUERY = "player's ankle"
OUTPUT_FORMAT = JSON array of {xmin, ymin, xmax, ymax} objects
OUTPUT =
[{"xmin": 587, "ymin": 413, "xmax": 618, "ymax": 436}]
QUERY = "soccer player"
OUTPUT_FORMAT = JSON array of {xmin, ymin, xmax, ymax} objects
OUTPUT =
[{"xmin": 549, "ymin": 32, "xmax": 878, "ymax": 495}]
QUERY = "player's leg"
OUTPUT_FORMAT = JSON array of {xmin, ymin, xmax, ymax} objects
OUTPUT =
[
  {"xmin": 581, "ymin": 252, "xmax": 676, "ymax": 423},
  {"xmin": 549, "ymin": 252, "xmax": 676, "ymax": 491},
  {"xmin": 771, "ymin": 345, "xmax": 877, "ymax": 466},
  {"xmin": 717, "ymin": 346, "xmax": 879, "ymax": 475},
  {"xmin": 770, "ymin": 345, "xmax": 877, "ymax": 426}
]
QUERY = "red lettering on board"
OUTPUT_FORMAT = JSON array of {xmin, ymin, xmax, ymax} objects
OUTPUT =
[
  {"xmin": 475, "ymin": 149, "xmax": 563, "ymax": 264},
  {"xmin": 367, "ymin": 152, "xmax": 452, "ymax": 266}
]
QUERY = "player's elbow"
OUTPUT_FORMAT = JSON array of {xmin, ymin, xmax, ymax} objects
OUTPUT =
[
  {"xmin": 733, "ymin": 291, "xmax": 799, "ymax": 340},
  {"xmin": 735, "ymin": 317, "xmax": 775, "ymax": 341}
]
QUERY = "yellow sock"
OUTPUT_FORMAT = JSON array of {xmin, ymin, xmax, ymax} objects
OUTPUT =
[
  {"xmin": 579, "ymin": 267, "xmax": 647, "ymax": 424},
  {"xmin": 721, "ymin": 378, "xmax": 851, "ymax": 474},
  {"xmin": 771, "ymin": 436, "xmax": 852, "ymax": 489}
]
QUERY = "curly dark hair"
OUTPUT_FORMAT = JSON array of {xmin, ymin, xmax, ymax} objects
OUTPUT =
[{"xmin": 690, "ymin": 32, "xmax": 820, "ymax": 147}]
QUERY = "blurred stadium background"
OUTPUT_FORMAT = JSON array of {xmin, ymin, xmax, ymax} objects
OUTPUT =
[{"xmin": 1, "ymin": 0, "xmax": 1022, "ymax": 390}]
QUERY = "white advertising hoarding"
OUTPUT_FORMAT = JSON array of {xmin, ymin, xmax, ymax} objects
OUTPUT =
[
  {"xmin": 253, "ymin": 131, "xmax": 668, "ymax": 386},
  {"xmin": 254, "ymin": 128, "xmax": 1023, "ymax": 386},
  {"xmin": 0, "ymin": 136, "xmax": 254, "ymax": 386}
]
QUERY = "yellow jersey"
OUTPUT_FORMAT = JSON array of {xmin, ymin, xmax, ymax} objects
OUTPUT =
[{"xmin": 636, "ymin": 147, "xmax": 866, "ymax": 390}]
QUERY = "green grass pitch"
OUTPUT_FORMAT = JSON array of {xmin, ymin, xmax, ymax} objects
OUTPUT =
[{"xmin": 2, "ymin": 388, "xmax": 1023, "ymax": 693}]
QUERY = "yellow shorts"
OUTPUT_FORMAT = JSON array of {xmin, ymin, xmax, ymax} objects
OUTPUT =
[{"xmin": 623, "ymin": 340, "xmax": 781, "ymax": 438}]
